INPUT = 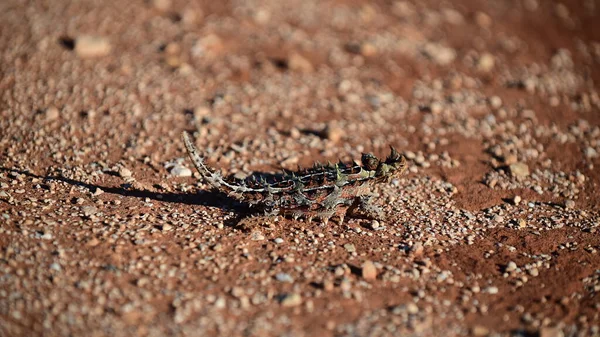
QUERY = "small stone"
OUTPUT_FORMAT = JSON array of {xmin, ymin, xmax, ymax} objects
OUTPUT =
[
  {"xmin": 92, "ymin": 187, "xmax": 104, "ymax": 196},
  {"xmin": 343, "ymin": 243, "xmax": 356, "ymax": 253},
  {"xmin": 75, "ymin": 35, "xmax": 111, "ymax": 58},
  {"xmin": 503, "ymin": 154, "xmax": 518, "ymax": 165},
  {"xmin": 485, "ymin": 286, "xmax": 499, "ymax": 294},
  {"xmin": 280, "ymin": 293, "xmax": 302, "ymax": 307},
  {"xmin": 81, "ymin": 205, "xmax": 98, "ymax": 217},
  {"xmin": 422, "ymin": 43, "xmax": 456, "ymax": 65},
  {"xmin": 493, "ymin": 215, "xmax": 504, "ymax": 223},
  {"xmin": 474, "ymin": 11, "xmax": 492, "ymax": 27},
  {"xmin": 393, "ymin": 303, "xmax": 419, "ymax": 315},
  {"xmin": 585, "ymin": 147, "xmax": 597, "ymax": 158},
  {"xmin": 406, "ymin": 303, "xmax": 419, "ymax": 314},
  {"xmin": 370, "ymin": 220, "xmax": 380, "ymax": 230},
  {"xmin": 539, "ymin": 327, "xmax": 564, "ymax": 337},
  {"xmin": 281, "ymin": 156, "xmax": 299, "ymax": 168},
  {"xmin": 151, "ymin": 0, "xmax": 171, "ymax": 11},
  {"xmin": 477, "ymin": 53, "xmax": 495, "ymax": 72},
  {"xmin": 182, "ymin": 8, "xmax": 202, "ymax": 25},
  {"xmin": 361, "ymin": 260, "xmax": 377, "ymax": 281},
  {"xmin": 443, "ymin": 8, "xmax": 464, "ymax": 25},
  {"xmin": 288, "ymin": 53, "xmax": 313, "ymax": 73},
  {"xmin": 410, "ymin": 242, "xmax": 424, "ymax": 257},
  {"xmin": 324, "ymin": 124, "xmax": 344, "ymax": 143},
  {"xmin": 323, "ymin": 280, "xmax": 334, "ymax": 292},
  {"xmin": 564, "ymin": 199, "xmax": 575, "ymax": 209},
  {"xmin": 254, "ymin": 9, "xmax": 270, "ymax": 25},
  {"xmin": 513, "ymin": 195, "xmax": 522, "ymax": 205},
  {"xmin": 44, "ymin": 107, "xmax": 60, "ymax": 122},
  {"xmin": 274, "ymin": 238, "xmax": 284, "ymax": 244},
  {"xmin": 161, "ymin": 224, "xmax": 173, "ymax": 231},
  {"xmin": 193, "ymin": 34, "xmax": 224, "ymax": 58},
  {"xmin": 275, "ymin": 273, "xmax": 294, "ymax": 283},
  {"xmin": 505, "ymin": 261, "xmax": 517, "ymax": 272},
  {"xmin": 509, "ymin": 162, "xmax": 530, "ymax": 178},
  {"xmin": 518, "ymin": 218, "xmax": 527, "ymax": 228},
  {"xmin": 472, "ymin": 325, "xmax": 490, "ymax": 337},
  {"xmin": 119, "ymin": 167, "xmax": 132, "ymax": 178},
  {"xmin": 169, "ymin": 165, "xmax": 192, "ymax": 177},
  {"xmin": 528, "ymin": 268, "xmax": 539, "ymax": 277},
  {"xmin": 360, "ymin": 42, "xmax": 378, "ymax": 57},
  {"xmin": 489, "ymin": 96, "xmax": 502, "ymax": 109},
  {"xmin": 250, "ymin": 231, "xmax": 265, "ymax": 241}
]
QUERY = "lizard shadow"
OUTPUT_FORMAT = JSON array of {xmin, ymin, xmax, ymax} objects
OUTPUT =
[{"xmin": 0, "ymin": 167, "xmax": 259, "ymax": 229}]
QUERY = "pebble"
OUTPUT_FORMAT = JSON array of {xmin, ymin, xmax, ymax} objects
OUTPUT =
[
  {"xmin": 119, "ymin": 167, "xmax": 132, "ymax": 178},
  {"xmin": 274, "ymin": 238, "xmax": 284, "ymax": 244},
  {"xmin": 410, "ymin": 242, "xmax": 424, "ymax": 257},
  {"xmin": 360, "ymin": 42, "xmax": 378, "ymax": 57},
  {"xmin": 151, "ymin": 0, "xmax": 171, "ymax": 11},
  {"xmin": 81, "ymin": 205, "xmax": 98, "ymax": 217},
  {"xmin": 489, "ymin": 96, "xmax": 502, "ymax": 109},
  {"xmin": 361, "ymin": 260, "xmax": 377, "ymax": 281},
  {"xmin": 422, "ymin": 43, "xmax": 456, "ymax": 65},
  {"xmin": 343, "ymin": 243, "xmax": 356, "ymax": 253},
  {"xmin": 275, "ymin": 273, "xmax": 294, "ymax": 283},
  {"xmin": 513, "ymin": 195, "xmax": 522, "ymax": 205},
  {"xmin": 250, "ymin": 231, "xmax": 265, "ymax": 241},
  {"xmin": 477, "ymin": 53, "xmax": 495, "ymax": 72},
  {"xmin": 44, "ymin": 107, "xmax": 60, "ymax": 122},
  {"xmin": 392, "ymin": 303, "xmax": 419, "ymax": 315},
  {"xmin": 324, "ymin": 124, "xmax": 344, "ymax": 143},
  {"xmin": 280, "ymin": 293, "xmax": 302, "ymax": 307},
  {"xmin": 584, "ymin": 147, "xmax": 597, "ymax": 158},
  {"xmin": 169, "ymin": 165, "xmax": 192, "ymax": 177},
  {"xmin": 288, "ymin": 53, "xmax": 313, "ymax": 73},
  {"xmin": 503, "ymin": 154, "xmax": 518, "ymax": 165},
  {"xmin": 474, "ymin": 11, "xmax": 492, "ymax": 27},
  {"xmin": 370, "ymin": 220, "xmax": 380, "ymax": 230},
  {"xmin": 75, "ymin": 35, "xmax": 111, "ymax": 58},
  {"xmin": 485, "ymin": 286, "xmax": 499, "ymax": 294},
  {"xmin": 472, "ymin": 325, "xmax": 490, "ymax": 337},
  {"xmin": 505, "ymin": 261, "xmax": 517, "ymax": 272},
  {"xmin": 509, "ymin": 162, "xmax": 530, "ymax": 178},
  {"xmin": 405, "ymin": 303, "xmax": 419, "ymax": 314},
  {"xmin": 539, "ymin": 326, "xmax": 564, "ymax": 337},
  {"xmin": 564, "ymin": 199, "xmax": 575, "ymax": 209},
  {"xmin": 528, "ymin": 268, "xmax": 539, "ymax": 277}
]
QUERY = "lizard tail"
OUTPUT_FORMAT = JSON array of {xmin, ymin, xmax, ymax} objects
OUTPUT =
[
  {"xmin": 182, "ymin": 131, "xmax": 227, "ymax": 190},
  {"xmin": 182, "ymin": 131, "xmax": 257, "ymax": 194}
]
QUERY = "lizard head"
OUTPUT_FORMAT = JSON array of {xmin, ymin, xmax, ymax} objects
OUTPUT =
[{"xmin": 361, "ymin": 146, "xmax": 407, "ymax": 180}]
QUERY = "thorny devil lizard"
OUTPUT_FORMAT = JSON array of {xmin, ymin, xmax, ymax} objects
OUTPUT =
[{"xmin": 182, "ymin": 131, "xmax": 407, "ymax": 225}]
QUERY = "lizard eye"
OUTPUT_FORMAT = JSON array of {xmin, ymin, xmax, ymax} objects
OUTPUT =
[{"xmin": 361, "ymin": 153, "xmax": 380, "ymax": 171}]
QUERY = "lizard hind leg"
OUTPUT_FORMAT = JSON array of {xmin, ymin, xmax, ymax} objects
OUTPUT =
[{"xmin": 347, "ymin": 196, "xmax": 385, "ymax": 220}]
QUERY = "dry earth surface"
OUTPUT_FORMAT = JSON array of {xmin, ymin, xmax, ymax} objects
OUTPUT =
[{"xmin": 1, "ymin": 0, "xmax": 600, "ymax": 336}]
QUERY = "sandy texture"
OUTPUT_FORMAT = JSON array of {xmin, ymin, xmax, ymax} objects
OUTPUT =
[{"xmin": 1, "ymin": 0, "xmax": 599, "ymax": 336}]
